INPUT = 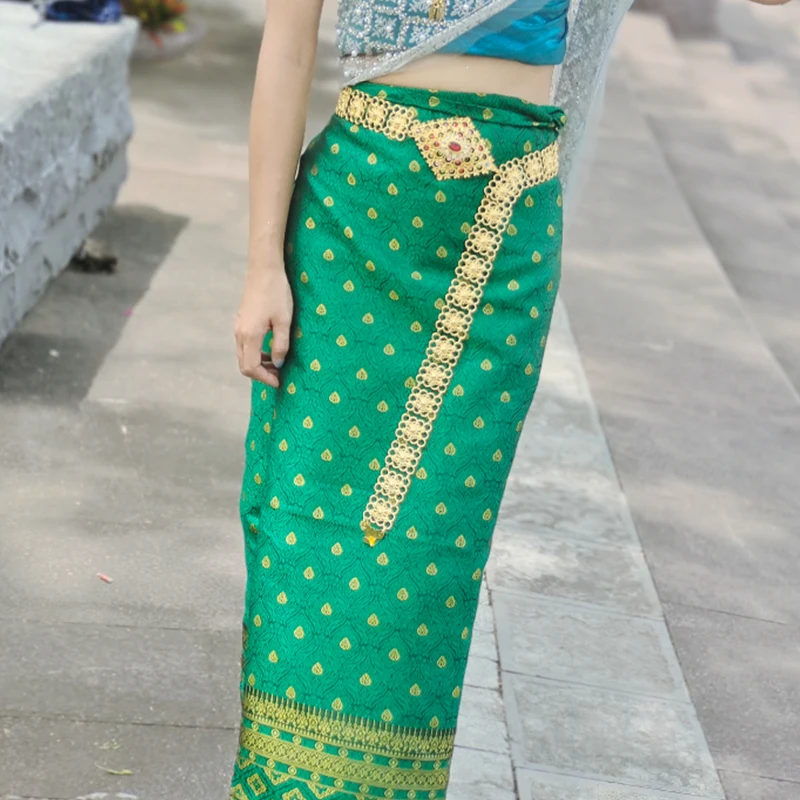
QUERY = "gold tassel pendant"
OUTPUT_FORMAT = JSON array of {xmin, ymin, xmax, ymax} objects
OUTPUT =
[{"xmin": 429, "ymin": 0, "xmax": 446, "ymax": 22}]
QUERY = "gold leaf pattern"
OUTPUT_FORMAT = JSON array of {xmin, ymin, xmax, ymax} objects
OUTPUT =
[{"xmin": 397, "ymin": 587, "xmax": 409, "ymax": 601}]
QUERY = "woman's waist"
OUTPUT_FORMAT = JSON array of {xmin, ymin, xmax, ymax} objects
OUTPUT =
[{"xmin": 355, "ymin": 53, "xmax": 555, "ymax": 107}]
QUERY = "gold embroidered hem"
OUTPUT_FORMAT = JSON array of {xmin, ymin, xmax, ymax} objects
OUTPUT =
[{"xmin": 232, "ymin": 82, "xmax": 565, "ymax": 800}]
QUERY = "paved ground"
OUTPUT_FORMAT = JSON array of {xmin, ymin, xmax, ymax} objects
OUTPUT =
[{"xmin": 1, "ymin": 2, "xmax": 799, "ymax": 799}]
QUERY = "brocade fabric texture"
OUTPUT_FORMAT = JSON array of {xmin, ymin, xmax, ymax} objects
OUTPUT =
[{"xmin": 231, "ymin": 84, "xmax": 565, "ymax": 800}]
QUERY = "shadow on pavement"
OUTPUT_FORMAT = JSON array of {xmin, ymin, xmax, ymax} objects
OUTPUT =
[{"xmin": 0, "ymin": 205, "xmax": 188, "ymax": 406}]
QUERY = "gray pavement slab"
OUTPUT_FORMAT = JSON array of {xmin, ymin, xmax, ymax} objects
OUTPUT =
[
  {"xmin": 517, "ymin": 770, "xmax": 725, "ymax": 800},
  {"xmin": 453, "ymin": 684, "xmax": 511, "ymax": 755},
  {"xmin": 504, "ymin": 675, "xmax": 722, "ymax": 798},
  {"xmin": 718, "ymin": 771, "xmax": 800, "ymax": 800},
  {"xmin": 662, "ymin": 602, "xmax": 800, "ymax": 783},
  {"xmin": 492, "ymin": 593, "xmax": 688, "ymax": 701},
  {"xmin": 0, "ymin": 619, "xmax": 239, "ymax": 728},
  {"xmin": 0, "ymin": 716, "xmax": 236, "ymax": 800},
  {"xmin": 448, "ymin": 747, "xmax": 516, "ymax": 800},
  {"xmin": 488, "ymin": 528, "xmax": 661, "ymax": 618}
]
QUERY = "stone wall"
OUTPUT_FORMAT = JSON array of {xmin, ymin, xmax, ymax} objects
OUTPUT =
[
  {"xmin": 0, "ymin": 3, "xmax": 138, "ymax": 347},
  {"xmin": 635, "ymin": 0, "xmax": 719, "ymax": 36}
]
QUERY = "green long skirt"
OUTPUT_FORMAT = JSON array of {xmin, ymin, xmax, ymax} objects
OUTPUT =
[{"xmin": 231, "ymin": 83, "xmax": 565, "ymax": 800}]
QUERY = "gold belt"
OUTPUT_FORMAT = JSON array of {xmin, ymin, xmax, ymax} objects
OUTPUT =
[{"xmin": 334, "ymin": 87, "xmax": 560, "ymax": 546}]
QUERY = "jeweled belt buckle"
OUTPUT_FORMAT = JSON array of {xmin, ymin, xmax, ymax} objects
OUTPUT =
[{"xmin": 410, "ymin": 117, "xmax": 497, "ymax": 181}]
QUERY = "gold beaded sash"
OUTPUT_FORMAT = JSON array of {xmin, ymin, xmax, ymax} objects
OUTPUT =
[{"xmin": 335, "ymin": 87, "xmax": 560, "ymax": 546}]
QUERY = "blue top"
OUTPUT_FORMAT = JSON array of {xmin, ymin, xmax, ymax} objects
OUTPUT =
[{"xmin": 440, "ymin": 0, "xmax": 570, "ymax": 66}]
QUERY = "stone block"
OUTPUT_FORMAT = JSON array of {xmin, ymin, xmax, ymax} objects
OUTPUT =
[
  {"xmin": 0, "ymin": 2, "xmax": 138, "ymax": 347},
  {"xmin": 505, "ymin": 675, "xmax": 723, "ymax": 798},
  {"xmin": 493, "ymin": 593, "xmax": 688, "ymax": 701}
]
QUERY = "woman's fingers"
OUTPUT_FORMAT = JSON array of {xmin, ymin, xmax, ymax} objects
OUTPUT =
[
  {"xmin": 239, "ymin": 333, "xmax": 279, "ymax": 387},
  {"xmin": 270, "ymin": 319, "xmax": 291, "ymax": 369}
]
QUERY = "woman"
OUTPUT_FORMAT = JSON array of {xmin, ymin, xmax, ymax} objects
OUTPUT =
[{"xmin": 231, "ymin": 1, "xmax": 789, "ymax": 799}]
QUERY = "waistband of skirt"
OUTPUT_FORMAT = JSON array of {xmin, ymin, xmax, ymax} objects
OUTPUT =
[{"xmin": 349, "ymin": 81, "xmax": 567, "ymax": 132}]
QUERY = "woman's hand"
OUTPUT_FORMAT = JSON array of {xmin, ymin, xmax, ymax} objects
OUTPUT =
[{"xmin": 234, "ymin": 261, "xmax": 293, "ymax": 388}]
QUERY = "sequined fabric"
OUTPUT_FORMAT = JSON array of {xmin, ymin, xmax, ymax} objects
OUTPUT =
[{"xmin": 231, "ymin": 83, "xmax": 565, "ymax": 800}]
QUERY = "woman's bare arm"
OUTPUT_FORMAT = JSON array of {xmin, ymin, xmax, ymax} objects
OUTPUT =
[{"xmin": 235, "ymin": 0, "xmax": 325, "ymax": 387}]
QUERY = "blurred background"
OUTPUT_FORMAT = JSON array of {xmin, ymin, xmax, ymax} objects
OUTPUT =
[{"xmin": 1, "ymin": 1, "xmax": 799, "ymax": 799}]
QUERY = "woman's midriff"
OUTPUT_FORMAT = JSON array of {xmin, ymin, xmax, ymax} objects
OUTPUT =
[{"xmin": 368, "ymin": 53, "xmax": 555, "ymax": 106}]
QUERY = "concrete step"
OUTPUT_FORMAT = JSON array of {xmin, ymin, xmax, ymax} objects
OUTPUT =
[
  {"xmin": 563, "ymin": 49, "xmax": 800, "ymax": 800},
  {"xmin": 616, "ymin": 11, "xmax": 800, "ymax": 394}
]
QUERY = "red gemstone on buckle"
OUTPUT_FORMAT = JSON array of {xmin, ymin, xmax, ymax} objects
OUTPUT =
[{"xmin": 448, "ymin": 141, "xmax": 462, "ymax": 152}]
